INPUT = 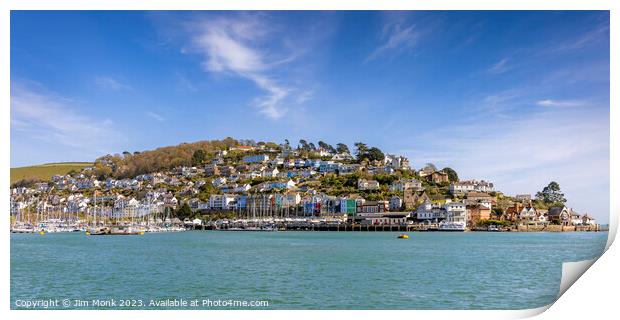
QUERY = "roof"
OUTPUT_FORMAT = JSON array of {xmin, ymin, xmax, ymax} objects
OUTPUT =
[
  {"xmin": 466, "ymin": 192, "xmax": 492, "ymax": 198},
  {"xmin": 548, "ymin": 206, "xmax": 567, "ymax": 216}
]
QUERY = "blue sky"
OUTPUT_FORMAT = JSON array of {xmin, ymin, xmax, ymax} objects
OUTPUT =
[{"xmin": 10, "ymin": 11, "xmax": 609, "ymax": 221}]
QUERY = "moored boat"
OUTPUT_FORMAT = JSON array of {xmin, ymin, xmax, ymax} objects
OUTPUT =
[
  {"xmin": 109, "ymin": 226, "xmax": 144, "ymax": 235},
  {"xmin": 438, "ymin": 222, "xmax": 466, "ymax": 232},
  {"xmin": 86, "ymin": 226, "xmax": 111, "ymax": 235}
]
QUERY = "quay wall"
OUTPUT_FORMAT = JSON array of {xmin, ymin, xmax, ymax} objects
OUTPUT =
[
  {"xmin": 205, "ymin": 223, "xmax": 603, "ymax": 232},
  {"xmin": 514, "ymin": 224, "xmax": 600, "ymax": 232}
]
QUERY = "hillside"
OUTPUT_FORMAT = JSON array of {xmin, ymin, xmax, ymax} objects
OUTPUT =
[{"xmin": 10, "ymin": 162, "xmax": 93, "ymax": 184}]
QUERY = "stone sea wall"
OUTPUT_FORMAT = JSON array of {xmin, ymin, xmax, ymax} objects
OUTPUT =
[{"xmin": 513, "ymin": 224, "xmax": 601, "ymax": 232}]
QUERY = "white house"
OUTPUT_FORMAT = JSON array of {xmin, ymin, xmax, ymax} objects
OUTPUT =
[
  {"xmin": 209, "ymin": 194, "xmax": 236, "ymax": 210},
  {"xmin": 331, "ymin": 153, "xmax": 355, "ymax": 161},
  {"xmin": 518, "ymin": 207, "xmax": 538, "ymax": 222},
  {"xmin": 416, "ymin": 200, "xmax": 446, "ymax": 222},
  {"xmin": 581, "ymin": 214, "xmax": 597, "ymax": 226},
  {"xmin": 444, "ymin": 201, "xmax": 467, "ymax": 225},
  {"xmin": 358, "ymin": 179, "xmax": 380, "ymax": 190},
  {"xmin": 384, "ymin": 154, "xmax": 410, "ymax": 170},
  {"xmin": 262, "ymin": 168, "xmax": 280, "ymax": 178},
  {"xmin": 450, "ymin": 180, "xmax": 495, "ymax": 194}
]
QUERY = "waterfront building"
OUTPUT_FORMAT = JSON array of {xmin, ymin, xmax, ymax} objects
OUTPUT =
[
  {"xmin": 502, "ymin": 203, "xmax": 521, "ymax": 222},
  {"xmin": 444, "ymin": 201, "xmax": 467, "ymax": 225},
  {"xmin": 209, "ymin": 194, "xmax": 236, "ymax": 210},
  {"xmin": 363, "ymin": 213, "xmax": 409, "ymax": 225},
  {"xmin": 416, "ymin": 200, "xmax": 446, "ymax": 222},
  {"xmin": 547, "ymin": 206, "xmax": 572, "ymax": 225},
  {"xmin": 581, "ymin": 214, "xmax": 597, "ymax": 226},
  {"xmin": 518, "ymin": 206, "xmax": 539, "ymax": 223},
  {"xmin": 389, "ymin": 196, "xmax": 402, "ymax": 211},
  {"xmin": 357, "ymin": 200, "xmax": 389, "ymax": 216},
  {"xmin": 467, "ymin": 204, "xmax": 491, "ymax": 227},
  {"xmin": 570, "ymin": 211, "xmax": 584, "ymax": 226},
  {"xmin": 339, "ymin": 198, "xmax": 358, "ymax": 215},
  {"xmin": 403, "ymin": 190, "xmax": 430, "ymax": 210}
]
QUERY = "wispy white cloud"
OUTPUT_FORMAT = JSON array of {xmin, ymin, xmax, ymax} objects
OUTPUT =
[
  {"xmin": 535, "ymin": 99, "xmax": 586, "ymax": 107},
  {"xmin": 366, "ymin": 16, "xmax": 419, "ymax": 62},
  {"xmin": 551, "ymin": 23, "xmax": 609, "ymax": 52},
  {"xmin": 401, "ymin": 96, "xmax": 609, "ymax": 221},
  {"xmin": 94, "ymin": 76, "xmax": 132, "ymax": 91},
  {"xmin": 295, "ymin": 90, "xmax": 314, "ymax": 105},
  {"xmin": 187, "ymin": 14, "xmax": 305, "ymax": 120},
  {"xmin": 146, "ymin": 111, "xmax": 165, "ymax": 122},
  {"xmin": 487, "ymin": 58, "xmax": 510, "ymax": 74},
  {"xmin": 11, "ymin": 82, "xmax": 124, "ymax": 157}
]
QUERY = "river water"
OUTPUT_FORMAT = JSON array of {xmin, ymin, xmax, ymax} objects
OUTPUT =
[{"xmin": 10, "ymin": 231, "xmax": 608, "ymax": 310}]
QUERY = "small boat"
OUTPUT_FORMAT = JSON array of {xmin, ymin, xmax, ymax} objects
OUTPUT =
[
  {"xmin": 86, "ymin": 227, "xmax": 111, "ymax": 235},
  {"xmin": 10, "ymin": 227, "xmax": 35, "ymax": 233},
  {"xmin": 397, "ymin": 234, "xmax": 409, "ymax": 239},
  {"xmin": 109, "ymin": 226, "xmax": 144, "ymax": 235}
]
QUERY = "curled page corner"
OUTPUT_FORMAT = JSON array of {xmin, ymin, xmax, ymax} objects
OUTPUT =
[
  {"xmin": 512, "ymin": 304, "xmax": 553, "ymax": 318},
  {"xmin": 606, "ymin": 217, "xmax": 617, "ymax": 251},
  {"xmin": 558, "ymin": 258, "xmax": 598, "ymax": 298},
  {"xmin": 519, "ymin": 258, "xmax": 601, "ymax": 318}
]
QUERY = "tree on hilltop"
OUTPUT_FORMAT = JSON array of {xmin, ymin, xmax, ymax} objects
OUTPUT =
[
  {"xmin": 425, "ymin": 163, "xmax": 437, "ymax": 171},
  {"xmin": 442, "ymin": 167, "xmax": 459, "ymax": 182},
  {"xmin": 318, "ymin": 141, "xmax": 336, "ymax": 153},
  {"xmin": 354, "ymin": 142, "xmax": 369, "ymax": 160},
  {"xmin": 366, "ymin": 147, "xmax": 385, "ymax": 162},
  {"xmin": 299, "ymin": 139, "xmax": 310, "ymax": 151},
  {"xmin": 536, "ymin": 181, "xmax": 567, "ymax": 204},
  {"xmin": 336, "ymin": 143, "xmax": 350, "ymax": 154},
  {"xmin": 192, "ymin": 149, "xmax": 207, "ymax": 166}
]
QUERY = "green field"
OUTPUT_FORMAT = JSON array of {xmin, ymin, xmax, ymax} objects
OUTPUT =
[{"xmin": 10, "ymin": 162, "xmax": 93, "ymax": 184}]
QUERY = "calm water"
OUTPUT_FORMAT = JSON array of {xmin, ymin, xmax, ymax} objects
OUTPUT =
[{"xmin": 11, "ymin": 231, "xmax": 607, "ymax": 310}]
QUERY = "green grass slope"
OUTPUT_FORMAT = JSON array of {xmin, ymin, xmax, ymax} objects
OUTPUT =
[{"xmin": 10, "ymin": 162, "xmax": 93, "ymax": 184}]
